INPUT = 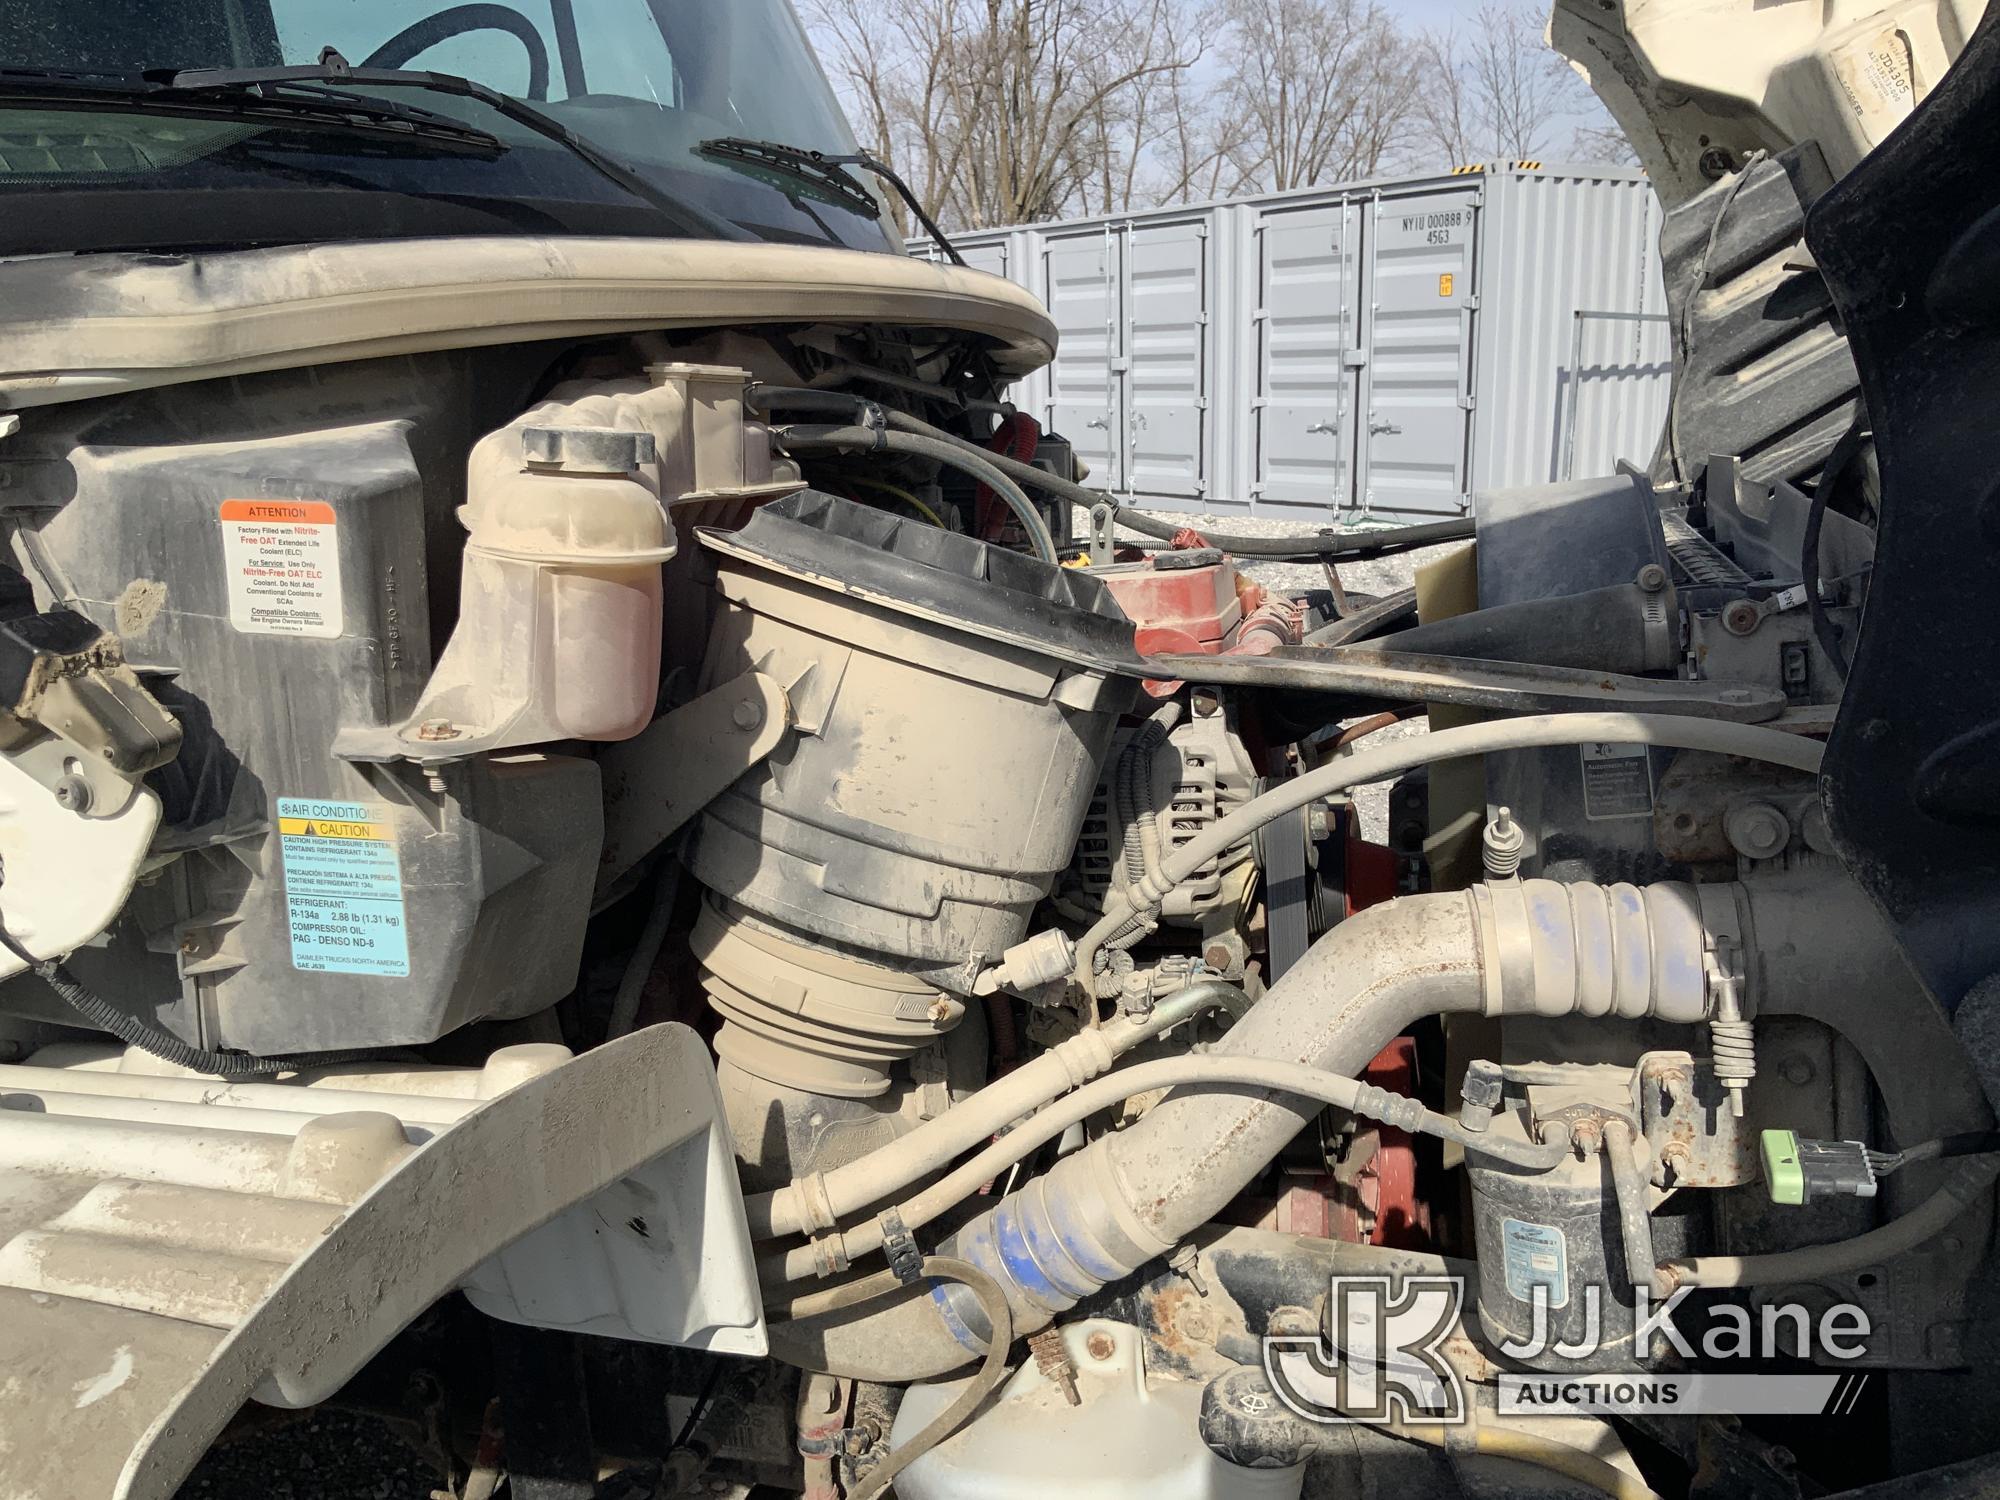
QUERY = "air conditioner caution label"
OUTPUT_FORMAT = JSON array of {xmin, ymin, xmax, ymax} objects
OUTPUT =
[
  {"xmin": 220, "ymin": 499, "xmax": 343, "ymax": 638},
  {"xmin": 278, "ymin": 797, "xmax": 410, "ymax": 977}
]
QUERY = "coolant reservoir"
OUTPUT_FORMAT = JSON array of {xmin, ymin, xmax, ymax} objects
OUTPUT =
[
  {"xmin": 410, "ymin": 424, "xmax": 675, "ymax": 748},
  {"xmin": 890, "ymin": 1320, "xmax": 1303, "ymax": 1500}
]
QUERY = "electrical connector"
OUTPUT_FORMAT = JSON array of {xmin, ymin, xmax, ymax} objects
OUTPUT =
[{"xmin": 1761, "ymin": 1129, "xmax": 1879, "ymax": 1205}]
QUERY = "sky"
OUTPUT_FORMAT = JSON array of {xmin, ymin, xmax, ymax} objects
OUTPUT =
[{"xmin": 1388, "ymin": 0, "xmax": 1626, "ymax": 161}]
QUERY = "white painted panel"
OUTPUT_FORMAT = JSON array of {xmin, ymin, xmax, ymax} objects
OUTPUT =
[
  {"xmin": 1043, "ymin": 229, "xmax": 1122, "ymax": 486},
  {"xmin": 1124, "ymin": 221, "xmax": 1208, "ymax": 499},
  {"xmin": 1254, "ymin": 204, "xmax": 1360, "ymax": 509},
  {"xmin": 1360, "ymin": 189, "xmax": 1478, "ymax": 516}
]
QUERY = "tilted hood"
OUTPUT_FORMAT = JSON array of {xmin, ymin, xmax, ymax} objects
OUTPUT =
[{"xmin": 0, "ymin": 235, "xmax": 1059, "ymax": 410}]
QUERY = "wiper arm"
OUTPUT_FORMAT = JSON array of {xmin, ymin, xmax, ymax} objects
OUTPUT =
[
  {"xmin": 160, "ymin": 50, "xmax": 747, "ymax": 241},
  {"xmin": 0, "ymin": 63, "xmax": 503, "ymax": 155},
  {"xmin": 698, "ymin": 137, "xmax": 963, "ymax": 265}
]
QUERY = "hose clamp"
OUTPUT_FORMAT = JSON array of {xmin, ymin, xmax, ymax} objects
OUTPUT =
[
  {"xmin": 793, "ymin": 1170, "xmax": 838, "ymax": 1235},
  {"xmin": 878, "ymin": 1208, "xmax": 923, "ymax": 1286},
  {"xmin": 1471, "ymin": 881, "xmax": 1535, "ymax": 1017},
  {"xmin": 809, "ymin": 1233, "xmax": 852, "ymax": 1279}
]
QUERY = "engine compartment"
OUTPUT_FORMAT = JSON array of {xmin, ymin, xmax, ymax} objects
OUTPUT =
[{"xmin": 4, "ymin": 15, "xmax": 2000, "ymax": 1494}]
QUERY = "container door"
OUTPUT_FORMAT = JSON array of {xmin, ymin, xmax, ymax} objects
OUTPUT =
[
  {"xmin": 958, "ymin": 239, "xmax": 1010, "ymax": 280},
  {"xmin": 1043, "ymin": 228, "xmax": 1125, "ymax": 488},
  {"xmin": 1252, "ymin": 203, "xmax": 1362, "ymax": 511},
  {"xmin": 1356, "ymin": 191, "xmax": 1478, "ymax": 515},
  {"xmin": 1122, "ymin": 221, "xmax": 1209, "ymax": 501}
]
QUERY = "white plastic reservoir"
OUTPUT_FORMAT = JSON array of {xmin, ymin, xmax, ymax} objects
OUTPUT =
[{"xmin": 889, "ymin": 1319, "xmax": 1304, "ymax": 1500}]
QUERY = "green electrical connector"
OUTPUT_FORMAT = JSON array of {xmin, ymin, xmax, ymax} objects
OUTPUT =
[{"xmin": 1761, "ymin": 1128, "xmax": 1878, "ymax": 1205}]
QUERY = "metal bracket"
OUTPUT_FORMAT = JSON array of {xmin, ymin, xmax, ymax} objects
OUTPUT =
[
  {"xmin": 595, "ymin": 669, "xmax": 791, "ymax": 892},
  {"xmin": 1150, "ymin": 646, "xmax": 1789, "ymax": 722},
  {"xmin": 1088, "ymin": 502, "xmax": 1118, "ymax": 567}
]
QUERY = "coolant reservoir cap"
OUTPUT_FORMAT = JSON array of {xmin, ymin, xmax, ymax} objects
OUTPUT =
[{"xmin": 698, "ymin": 489, "xmax": 1146, "ymax": 676}]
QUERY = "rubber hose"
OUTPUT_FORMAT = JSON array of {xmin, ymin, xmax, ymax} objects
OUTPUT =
[
  {"xmin": 1661, "ymin": 1158, "xmax": 2000, "ymax": 1290},
  {"xmin": 1075, "ymin": 710, "xmax": 1825, "ymax": 986},
  {"xmin": 1387, "ymin": 1420, "xmax": 1662, "ymax": 1500},
  {"xmin": 1117, "ymin": 699, "xmax": 1182, "ymax": 888},
  {"xmin": 878, "ymin": 430, "xmax": 1059, "ymax": 563},
  {"xmin": 776, "ymin": 422, "xmax": 1058, "ymax": 562},
  {"xmin": 747, "ymin": 982, "xmax": 1241, "ymax": 1240},
  {"xmin": 761, "ymin": 1050, "xmax": 1572, "ymax": 1284},
  {"xmin": 876, "ymin": 409, "xmax": 1475, "ymax": 560},
  {"xmin": 845, "ymin": 1256, "xmax": 1014, "ymax": 1500},
  {"xmin": 765, "ymin": 1257, "xmax": 1014, "ymax": 1500}
]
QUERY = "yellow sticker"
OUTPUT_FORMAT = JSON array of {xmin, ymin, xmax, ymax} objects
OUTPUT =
[
  {"xmin": 278, "ymin": 815, "xmax": 388, "ymax": 841},
  {"xmin": 1439, "ymin": 273, "xmax": 1455, "ymax": 298}
]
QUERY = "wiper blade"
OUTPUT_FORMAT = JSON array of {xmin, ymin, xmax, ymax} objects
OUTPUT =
[
  {"xmin": 698, "ymin": 136, "xmax": 963, "ymax": 265},
  {"xmin": 0, "ymin": 63, "xmax": 503, "ymax": 155},
  {"xmin": 162, "ymin": 51, "xmax": 746, "ymax": 241}
]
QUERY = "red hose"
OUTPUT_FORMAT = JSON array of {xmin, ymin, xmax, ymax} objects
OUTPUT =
[{"xmin": 974, "ymin": 414, "xmax": 1043, "ymax": 542}]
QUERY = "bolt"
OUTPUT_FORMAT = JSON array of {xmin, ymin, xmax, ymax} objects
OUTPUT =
[
  {"xmin": 1191, "ymin": 689, "xmax": 1221, "ymax": 718},
  {"xmin": 1722, "ymin": 599, "xmax": 1762, "ymax": 637},
  {"xmin": 1699, "ymin": 146, "xmax": 1737, "ymax": 180},
  {"xmin": 1085, "ymin": 1331, "xmax": 1117, "ymax": 1361},
  {"xmin": 1482, "ymin": 805, "xmax": 1525, "ymax": 879},
  {"xmin": 1203, "ymin": 941, "xmax": 1234, "ymax": 972},
  {"xmin": 415, "ymin": 717, "xmax": 461, "ymax": 741},
  {"xmin": 1725, "ymin": 802, "xmax": 1790, "ymax": 860},
  {"xmin": 52, "ymin": 774, "xmax": 92, "ymax": 813},
  {"xmin": 426, "ymin": 769, "xmax": 448, "ymax": 794},
  {"xmin": 732, "ymin": 697, "xmax": 764, "ymax": 731},
  {"xmin": 1781, "ymin": 1053, "xmax": 1816, "ymax": 1086},
  {"xmin": 1169, "ymin": 1242, "xmax": 1211, "ymax": 1297},
  {"xmin": 1636, "ymin": 562, "xmax": 1668, "ymax": 593}
]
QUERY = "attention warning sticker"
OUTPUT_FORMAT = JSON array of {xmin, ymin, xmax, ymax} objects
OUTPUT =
[
  {"xmin": 220, "ymin": 499, "xmax": 343, "ymax": 638},
  {"xmin": 278, "ymin": 797, "xmax": 411, "ymax": 977}
]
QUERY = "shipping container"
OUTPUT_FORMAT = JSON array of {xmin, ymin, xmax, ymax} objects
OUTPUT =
[{"xmin": 913, "ymin": 163, "xmax": 1671, "ymax": 520}]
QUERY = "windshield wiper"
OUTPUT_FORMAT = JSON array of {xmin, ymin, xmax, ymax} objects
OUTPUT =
[
  {"xmin": 697, "ymin": 137, "xmax": 963, "ymax": 265},
  {"xmin": 0, "ymin": 64, "xmax": 504, "ymax": 155},
  {"xmin": 159, "ymin": 50, "xmax": 745, "ymax": 239}
]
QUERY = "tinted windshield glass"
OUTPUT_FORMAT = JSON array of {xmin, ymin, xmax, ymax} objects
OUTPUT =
[{"xmin": 0, "ymin": 0, "xmax": 896, "ymax": 255}]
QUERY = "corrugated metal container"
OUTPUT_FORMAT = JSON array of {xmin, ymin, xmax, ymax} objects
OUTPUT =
[{"xmin": 913, "ymin": 164, "xmax": 1670, "ymax": 519}]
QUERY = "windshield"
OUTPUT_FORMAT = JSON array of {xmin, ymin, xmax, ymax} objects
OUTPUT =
[{"xmin": 0, "ymin": 0, "xmax": 897, "ymax": 256}]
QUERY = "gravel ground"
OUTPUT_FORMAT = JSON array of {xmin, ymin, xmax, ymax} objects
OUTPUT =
[
  {"xmin": 177, "ymin": 507, "xmax": 1456, "ymax": 1498},
  {"xmin": 177, "ymin": 1409, "xmax": 441, "ymax": 1499}
]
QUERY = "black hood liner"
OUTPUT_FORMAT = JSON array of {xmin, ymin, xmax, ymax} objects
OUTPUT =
[{"xmin": 1808, "ymin": 4, "xmax": 2000, "ymax": 1008}]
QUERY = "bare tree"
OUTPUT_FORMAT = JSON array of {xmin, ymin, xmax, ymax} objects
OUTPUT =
[
  {"xmin": 805, "ymin": 0, "xmax": 1201, "ymax": 230},
  {"xmin": 1417, "ymin": 0, "xmax": 1604, "ymax": 164},
  {"xmin": 1210, "ymin": 0, "xmax": 1419, "ymax": 194},
  {"xmin": 804, "ymin": 0, "xmax": 1634, "ymax": 229}
]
